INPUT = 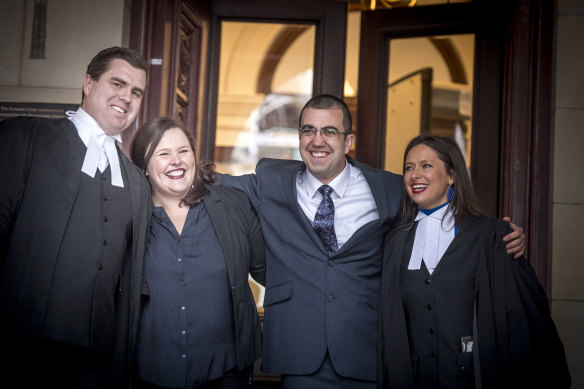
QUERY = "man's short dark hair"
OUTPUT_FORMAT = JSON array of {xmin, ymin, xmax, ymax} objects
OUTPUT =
[
  {"xmin": 299, "ymin": 94, "xmax": 353, "ymax": 135},
  {"xmin": 81, "ymin": 46, "xmax": 149, "ymax": 103}
]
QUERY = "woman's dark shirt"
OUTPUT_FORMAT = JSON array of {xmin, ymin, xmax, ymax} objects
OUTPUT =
[{"xmin": 136, "ymin": 203, "xmax": 237, "ymax": 388}]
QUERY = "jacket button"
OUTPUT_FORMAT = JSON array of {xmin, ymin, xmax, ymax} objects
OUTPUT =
[
  {"xmin": 328, "ymin": 260, "xmax": 334, "ymax": 267},
  {"xmin": 327, "ymin": 295, "xmax": 334, "ymax": 302},
  {"xmin": 425, "ymin": 278, "xmax": 431, "ymax": 285}
]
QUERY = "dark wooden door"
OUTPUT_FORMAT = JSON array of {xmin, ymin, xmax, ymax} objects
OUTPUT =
[
  {"xmin": 356, "ymin": 0, "xmax": 554, "ymax": 287},
  {"xmin": 126, "ymin": 0, "xmax": 210, "ymax": 157}
]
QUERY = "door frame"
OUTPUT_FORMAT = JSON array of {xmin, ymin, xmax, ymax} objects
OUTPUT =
[
  {"xmin": 356, "ymin": 0, "xmax": 554, "ymax": 287},
  {"xmin": 357, "ymin": 3, "xmax": 474, "ymax": 171},
  {"xmin": 200, "ymin": 0, "xmax": 347, "ymax": 162}
]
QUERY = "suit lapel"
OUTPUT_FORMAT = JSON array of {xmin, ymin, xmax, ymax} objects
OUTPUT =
[
  {"xmin": 118, "ymin": 146, "xmax": 151, "ymax": 268},
  {"xmin": 350, "ymin": 157, "xmax": 389, "ymax": 220},
  {"xmin": 334, "ymin": 158, "xmax": 387, "ymax": 253},
  {"xmin": 116, "ymin": 144, "xmax": 152, "ymax": 360},
  {"xmin": 203, "ymin": 187, "xmax": 236, "ymax": 279},
  {"xmin": 119, "ymin": 145, "xmax": 146, "ymax": 236}
]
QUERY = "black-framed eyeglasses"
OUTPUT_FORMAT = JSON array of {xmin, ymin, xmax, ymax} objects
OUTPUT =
[{"xmin": 298, "ymin": 125, "xmax": 347, "ymax": 137}]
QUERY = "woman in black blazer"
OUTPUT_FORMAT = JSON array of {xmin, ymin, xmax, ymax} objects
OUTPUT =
[
  {"xmin": 378, "ymin": 135, "xmax": 570, "ymax": 389},
  {"xmin": 130, "ymin": 117, "xmax": 265, "ymax": 389}
]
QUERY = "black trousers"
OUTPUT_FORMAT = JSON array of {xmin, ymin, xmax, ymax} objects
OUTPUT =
[
  {"xmin": 4, "ymin": 340, "xmax": 114, "ymax": 389},
  {"xmin": 281, "ymin": 352, "xmax": 376, "ymax": 389},
  {"xmin": 134, "ymin": 366, "xmax": 253, "ymax": 389}
]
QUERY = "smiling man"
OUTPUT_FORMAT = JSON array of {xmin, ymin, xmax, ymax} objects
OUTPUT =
[
  {"xmin": 0, "ymin": 47, "xmax": 151, "ymax": 388},
  {"xmin": 219, "ymin": 94, "xmax": 404, "ymax": 388},
  {"xmin": 219, "ymin": 94, "xmax": 526, "ymax": 389}
]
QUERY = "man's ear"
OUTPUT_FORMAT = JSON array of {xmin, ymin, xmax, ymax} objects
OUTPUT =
[
  {"xmin": 344, "ymin": 133, "xmax": 355, "ymax": 154},
  {"xmin": 83, "ymin": 75, "xmax": 94, "ymax": 96}
]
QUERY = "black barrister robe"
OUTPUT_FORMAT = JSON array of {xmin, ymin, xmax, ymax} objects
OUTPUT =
[
  {"xmin": 0, "ymin": 116, "xmax": 151, "ymax": 387},
  {"xmin": 378, "ymin": 216, "xmax": 570, "ymax": 389}
]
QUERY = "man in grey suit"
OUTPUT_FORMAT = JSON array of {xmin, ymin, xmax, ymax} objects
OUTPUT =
[
  {"xmin": 220, "ymin": 94, "xmax": 524, "ymax": 388},
  {"xmin": 0, "ymin": 47, "xmax": 151, "ymax": 388}
]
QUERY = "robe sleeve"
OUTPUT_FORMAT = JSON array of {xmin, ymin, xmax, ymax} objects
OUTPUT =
[
  {"xmin": 480, "ymin": 219, "xmax": 571, "ymax": 388},
  {"xmin": 0, "ymin": 117, "xmax": 34, "ymax": 262},
  {"xmin": 378, "ymin": 227, "xmax": 415, "ymax": 389}
]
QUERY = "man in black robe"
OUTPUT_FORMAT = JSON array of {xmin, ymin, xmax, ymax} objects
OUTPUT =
[{"xmin": 0, "ymin": 46, "xmax": 152, "ymax": 388}]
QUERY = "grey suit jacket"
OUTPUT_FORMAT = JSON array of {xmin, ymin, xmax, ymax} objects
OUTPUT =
[
  {"xmin": 220, "ymin": 157, "xmax": 403, "ymax": 381},
  {"xmin": 0, "ymin": 116, "xmax": 151, "ymax": 385}
]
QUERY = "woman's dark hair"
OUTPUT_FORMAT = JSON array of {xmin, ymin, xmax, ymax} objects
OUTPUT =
[
  {"xmin": 130, "ymin": 117, "xmax": 215, "ymax": 206},
  {"xmin": 400, "ymin": 134, "xmax": 483, "ymax": 228}
]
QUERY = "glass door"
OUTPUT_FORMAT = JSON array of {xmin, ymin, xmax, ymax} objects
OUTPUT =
[
  {"xmin": 384, "ymin": 34, "xmax": 475, "ymax": 174},
  {"xmin": 214, "ymin": 21, "xmax": 316, "ymax": 175}
]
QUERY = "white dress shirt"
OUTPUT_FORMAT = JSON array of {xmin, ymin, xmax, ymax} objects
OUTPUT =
[
  {"xmin": 296, "ymin": 161, "xmax": 379, "ymax": 249},
  {"xmin": 68, "ymin": 108, "xmax": 124, "ymax": 187}
]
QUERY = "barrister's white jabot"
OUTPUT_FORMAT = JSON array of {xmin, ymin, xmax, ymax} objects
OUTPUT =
[
  {"xmin": 408, "ymin": 205, "xmax": 455, "ymax": 274},
  {"xmin": 67, "ymin": 108, "xmax": 124, "ymax": 187}
]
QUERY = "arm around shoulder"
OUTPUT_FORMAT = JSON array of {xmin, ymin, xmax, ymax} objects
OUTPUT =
[
  {"xmin": 215, "ymin": 171, "xmax": 261, "ymax": 211},
  {"xmin": 217, "ymin": 186, "xmax": 266, "ymax": 286}
]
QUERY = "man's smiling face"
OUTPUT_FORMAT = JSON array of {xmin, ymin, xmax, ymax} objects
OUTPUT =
[
  {"xmin": 81, "ymin": 58, "xmax": 146, "ymax": 136},
  {"xmin": 298, "ymin": 108, "xmax": 354, "ymax": 184}
]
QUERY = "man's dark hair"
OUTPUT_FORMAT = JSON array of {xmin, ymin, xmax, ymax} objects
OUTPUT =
[
  {"xmin": 299, "ymin": 94, "xmax": 353, "ymax": 135},
  {"xmin": 81, "ymin": 46, "xmax": 149, "ymax": 103}
]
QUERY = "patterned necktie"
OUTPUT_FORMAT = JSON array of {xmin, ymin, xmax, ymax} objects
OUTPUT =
[{"xmin": 313, "ymin": 185, "xmax": 338, "ymax": 254}]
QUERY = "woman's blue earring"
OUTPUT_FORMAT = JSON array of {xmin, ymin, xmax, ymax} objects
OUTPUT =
[
  {"xmin": 447, "ymin": 185, "xmax": 455, "ymax": 201},
  {"xmin": 410, "ymin": 197, "xmax": 414, "ymax": 204}
]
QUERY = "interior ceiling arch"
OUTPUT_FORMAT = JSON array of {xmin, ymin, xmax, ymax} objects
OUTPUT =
[{"xmin": 255, "ymin": 25, "xmax": 310, "ymax": 94}]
